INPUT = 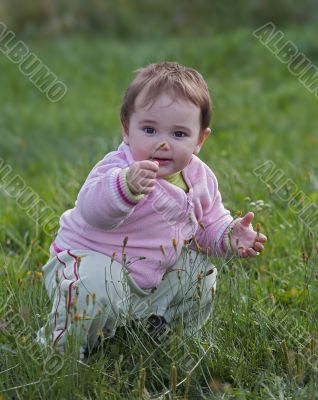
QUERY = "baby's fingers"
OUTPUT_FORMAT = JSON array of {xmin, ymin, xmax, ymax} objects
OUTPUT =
[
  {"xmin": 254, "ymin": 242, "xmax": 264, "ymax": 252},
  {"xmin": 139, "ymin": 160, "xmax": 160, "ymax": 173},
  {"xmin": 257, "ymin": 233, "xmax": 267, "ymax": 243},
  {"xmin": 248, "ymin": 248, "xmax": 258, "ymax": 257},
  {"xmin": 243, "ymin": 248, "xmax": 258, "ymax": 257},
  {"xmin": 143, "ymin": 179, "xmax": 157, "ymax": 193},
  {"xmin": 238, "ymin": 246, "xmax": 258, "ymax": 258},
  {"xmin": 238, "ymin": 247, "xmax": 249, "ymax": 258},
  {"xmin": 142, "ymin": 186, "xmax": 155, "ymax": 194}
]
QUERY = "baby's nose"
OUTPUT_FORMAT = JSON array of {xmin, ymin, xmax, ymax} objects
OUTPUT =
[{"xmin": 157, "ymin": 141, "xmax": 169, "ymax": 150}]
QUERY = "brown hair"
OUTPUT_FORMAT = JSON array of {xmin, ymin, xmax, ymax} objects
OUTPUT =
[{"xmin": 120, "ymin": 62, "xmax": 212, "ymax": 132}]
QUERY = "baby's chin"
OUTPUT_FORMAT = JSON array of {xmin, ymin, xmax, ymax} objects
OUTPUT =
[
  {"xmin": 156, "ymin": 169, "xmax": 171, "ymax": 178},
  {"xmin": 157, "ymin": 169, "xmax": 182, "ymax": 179},
  {"xmin": 156, "ymin": 171, "xmax": 167, "ymax": 178}
]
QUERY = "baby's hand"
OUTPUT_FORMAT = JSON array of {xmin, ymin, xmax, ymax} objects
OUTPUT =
[
  {"xmin": 126, "ymin": 160, "xmax": 159, "ymax": 195},
  {"xmin": 231, "ymin": 212, "xmax": 267, "ymax": 258}
]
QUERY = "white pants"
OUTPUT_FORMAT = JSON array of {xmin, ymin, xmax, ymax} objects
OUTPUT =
[{"xmin": 37, "ymin": 248, "xmax": 217, "ymax": 358}]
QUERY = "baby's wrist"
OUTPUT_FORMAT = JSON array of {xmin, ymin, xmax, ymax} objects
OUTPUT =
[
  {"xmin": 126, "ymin": 178, "xmax": 139, "ymax": 195},
  {"xmin": 122, "ymin": 168, "xmax": 144, "ymax": 201},
  {"xmin": 222, "ymin": 218, "xmax": 242, "ymax": 253}
]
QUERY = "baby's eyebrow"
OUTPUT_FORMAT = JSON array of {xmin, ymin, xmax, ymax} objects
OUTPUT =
[
  {"xmin": 173, "ymin": 125, "xmax": 190, "ymax": 131},
  {"xmin": 139, "ymin": 119, "xmax": 158, "ymax": 125}
]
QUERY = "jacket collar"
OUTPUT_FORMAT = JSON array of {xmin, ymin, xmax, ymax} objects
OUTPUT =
[{"xmin": 118, "ymin": 141, "xmax": 135, "ymax": 165}]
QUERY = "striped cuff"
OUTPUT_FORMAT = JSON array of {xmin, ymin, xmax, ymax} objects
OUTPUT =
[{"xmin": 116, "ymin": 168, "xmax": 145, "ymax": 206}]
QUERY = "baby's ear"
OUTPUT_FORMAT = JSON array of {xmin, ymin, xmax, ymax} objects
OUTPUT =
[{"xmin": 194, "ymin": 128, "xmax": 211, "ymax": 155}]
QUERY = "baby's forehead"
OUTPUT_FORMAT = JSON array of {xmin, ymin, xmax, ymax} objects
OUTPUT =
[
  {"xmin": 134, "ymin": 87, "xmax": 194, "ymax": 111},
  {"xmin": 132, "ymin": 90, "xmax": 201, "ymax": 129}
]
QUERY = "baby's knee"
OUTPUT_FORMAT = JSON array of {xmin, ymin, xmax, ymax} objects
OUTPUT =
[
  {"xmin": 74, "ymin": 252, "xmax": 129, "ymax": 304},
  {"xmin": 48, "ymin": 250, "xmax": 129, "ymax": 312},
  {"xmin": 69, "ymin": 250, "xmax": 121, "ymax": 279}
]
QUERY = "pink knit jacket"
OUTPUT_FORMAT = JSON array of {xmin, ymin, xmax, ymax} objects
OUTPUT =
[{"xmin": 51, "ymin": 142, "xmax": 234, "ymax": 289}]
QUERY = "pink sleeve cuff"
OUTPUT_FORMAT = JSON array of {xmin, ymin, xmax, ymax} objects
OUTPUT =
[{"xmin": 116, "ymin": 168, "xmax": 145, "ymax": 206}]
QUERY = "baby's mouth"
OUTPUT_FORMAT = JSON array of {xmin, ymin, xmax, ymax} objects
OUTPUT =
[{"xmin": 152, "ymin": 157, "xmax": 171, "ymax": 164}]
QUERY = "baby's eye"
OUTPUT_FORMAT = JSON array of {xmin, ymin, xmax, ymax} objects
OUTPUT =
[
  {"xmin": 143, "ymin": 127, "xmax": 156, "ymax": 134},
  {"xmin": 174, "ymin": 131, "xmax": 187, "ymax": 138}
]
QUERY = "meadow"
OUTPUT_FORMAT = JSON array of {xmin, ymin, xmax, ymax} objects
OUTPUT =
[{"xmin": 0, "ymin": 24, "xmax": 318, "ymax": 399}]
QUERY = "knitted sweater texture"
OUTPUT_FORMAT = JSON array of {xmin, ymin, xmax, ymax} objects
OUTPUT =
[{"xmin": 51, "ymin": 142, "xmax": 233, "ymax": 289}]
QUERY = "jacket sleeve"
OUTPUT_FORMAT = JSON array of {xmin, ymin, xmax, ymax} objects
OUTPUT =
[
  {"xmin": 190, "ymin": 166, "xmax": 235, "ymax": 257},
  {"xmin": 76, "ymin": 154, "xmax": 144, "ymax": 230}
]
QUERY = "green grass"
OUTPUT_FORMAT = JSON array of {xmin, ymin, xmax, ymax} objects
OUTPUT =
[{"xmin": 1, "ymin": 24, "xmax": 318, "ymax": 398}]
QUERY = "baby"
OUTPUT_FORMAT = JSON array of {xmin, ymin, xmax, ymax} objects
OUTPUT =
[{"xmin": 37, "ymin": 62, "xmax": 267, "ymax": 359}]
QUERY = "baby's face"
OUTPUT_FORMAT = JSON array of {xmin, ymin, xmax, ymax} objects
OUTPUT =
[{"xmin": 122, "ymin": 91, "xmax": 210, "ymax": 178}]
